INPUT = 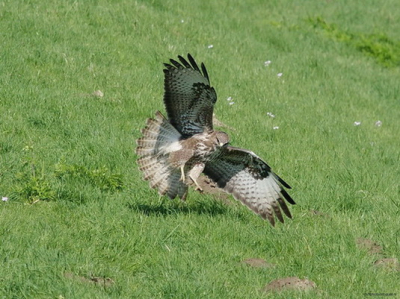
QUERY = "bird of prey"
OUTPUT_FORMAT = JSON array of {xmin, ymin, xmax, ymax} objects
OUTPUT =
[{"xmin": 136, "ymin": 54, "xmax": 295, "ymax": 225}]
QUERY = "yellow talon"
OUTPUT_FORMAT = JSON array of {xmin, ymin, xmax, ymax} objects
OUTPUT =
[{"xmin": 193, "ymin": 182, "xmax": 203, "ymax": 192}]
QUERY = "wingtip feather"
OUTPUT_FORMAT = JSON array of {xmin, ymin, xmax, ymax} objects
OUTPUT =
[
  {"xmin": 281, "ymin": 189, "xmax": 296, "ymax": 205},
  {"xmin": 187, "ymin": 54, "xmax": 200, "ymax": 72}
]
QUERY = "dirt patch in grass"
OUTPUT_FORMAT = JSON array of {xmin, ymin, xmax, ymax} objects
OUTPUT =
[
  {"xmin": 241, "ymin": 258, "xmax": 276, "ymax": 268},
  {"xmin": 374, "ymin": 258, "xmax": 400, "ymax": 271},
  {"xmin": 64, "ymin": 271, "xmax": 115, "ymax": 287},
  {"xmin": 356, "ymin": 238, "xmax": 383, "ymax": 255},
  {"xmin": 189, "ymin": 175, "xmax": 231, "ymax": 204},
  {"xmin": 355, "ymin": 238, "xmax": 399, "ymax": 271},
  {"xmin": 213, "ymin": 114, "xmax": 236, "ymax": 131},
  {"xmin": 262, "ymin": 276, "xmax": 316, "ymax": 292},
  {"xmin": 309, "ymin": 210, "xmax": 330, "ymax": 218}
]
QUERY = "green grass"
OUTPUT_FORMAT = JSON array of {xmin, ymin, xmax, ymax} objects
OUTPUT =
[{"xmin": 1, "ymin": 0, "xmax": 399, "ymax": 298}]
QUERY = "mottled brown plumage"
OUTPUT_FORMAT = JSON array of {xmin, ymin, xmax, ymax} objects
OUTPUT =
[{"xmin": 136, "ymin": 54, "xmax": 295, "ymax": 225}]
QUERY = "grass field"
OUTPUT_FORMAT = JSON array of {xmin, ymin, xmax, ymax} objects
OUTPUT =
[{"xmin": 1, "ymin": 0, "xmax": 399, "ymax": 298}]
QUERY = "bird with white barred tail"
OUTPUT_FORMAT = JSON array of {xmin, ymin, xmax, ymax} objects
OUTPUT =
[{"xmin": 136, "ymin": 54, "xmax": 295, "ymax": 226}]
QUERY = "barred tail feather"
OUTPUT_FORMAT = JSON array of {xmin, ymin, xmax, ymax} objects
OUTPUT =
[
  {"xmin": 136, "ymin": 111, "xmax": 187, "ymax": 199},
  {"xmin": 136, "ymin": 111, "xmax": 182, "ymax": 156}
]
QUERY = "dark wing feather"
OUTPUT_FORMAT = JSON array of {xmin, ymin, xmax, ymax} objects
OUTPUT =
[
  {"xmin": 163, "ymin": 54, "xmax": 217, "ymax": 137},
  {"xmin": 203, "ymin": 146, "xmax": 295, "ymax": 226}
]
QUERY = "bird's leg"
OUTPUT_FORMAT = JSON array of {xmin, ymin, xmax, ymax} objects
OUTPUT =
[
  {"xmin": 180, "ymin": 165, "xmax": 186, "ymax": 182},
  {"xmin": 191, "ymin": 178, "xmax": 203, "ymax": 192},
  {"xmin": 188, "ymin": 163, "xmax": 205, "ymax": 192}
]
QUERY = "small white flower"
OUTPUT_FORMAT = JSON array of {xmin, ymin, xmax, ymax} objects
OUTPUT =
[
  {"xmin": 207, "ymin": 45, "xmax": 213, "ymax": 49},
  {"xmin": 264, "ymin": 60, "xmax": 271, "ymax": 66},
  {"xmin": 375, "ymin": 120, "xmax": 382, "ymax": 127},
  {"xmin": 181, "ymin": 19, "xmax": 184, "ymax": 23},
  {"xmin": 2, "ymin": 197, "xmax": 8, "ymax": 202},
  {"xmin": 229, "ymin": 102, "xmax": 235, "ymax": 105},
  {"xmin": 227, "ymin": 96, "xmax": 233, "ymax": 101},
  {"xmin": 266, "ymin": 112, "xmax": 275, "ymax": 118},
  {"xmin": 277, "ymin": 73, "xmax": 283, "ymax": 78},
  {"xmin": 353, "ymin": 121, "xmax": 361, "ymax": 126},
  {"xmin": 273, "ymin": 126, "xmax": 279, "ymax": 130}
]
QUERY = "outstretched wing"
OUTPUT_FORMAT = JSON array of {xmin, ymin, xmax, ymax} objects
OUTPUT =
[
  {"xmin": 136, "ymin": 111, "xmax": 189, "ymax": 200},
  {"xmin": 203, "ymin": 146, "xmax": 295, "ymax": 226},
  {"xmin": 163, "ymin": 54, "xmax": 217, "ymax": 137}
]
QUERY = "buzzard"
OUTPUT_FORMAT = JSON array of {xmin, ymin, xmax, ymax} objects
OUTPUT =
[{"xmin": 136, "ymin": 54, "xmax": 295, "ymax": 225}]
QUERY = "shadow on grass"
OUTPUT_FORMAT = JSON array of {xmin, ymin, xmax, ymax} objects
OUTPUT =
[{"xmin": 126, "ymin": 197, "xmax": 236, "ymax": 218}]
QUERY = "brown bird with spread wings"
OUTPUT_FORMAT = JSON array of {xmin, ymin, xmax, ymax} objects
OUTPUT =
[{"xmin": 136, "ymin": 54, "xmax": 295, "ymax": 225}]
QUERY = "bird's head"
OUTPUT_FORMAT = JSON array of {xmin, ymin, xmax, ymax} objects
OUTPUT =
[{"xmin": 215, "ymin": 131, "xmax": 230, "ymax": 147}]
